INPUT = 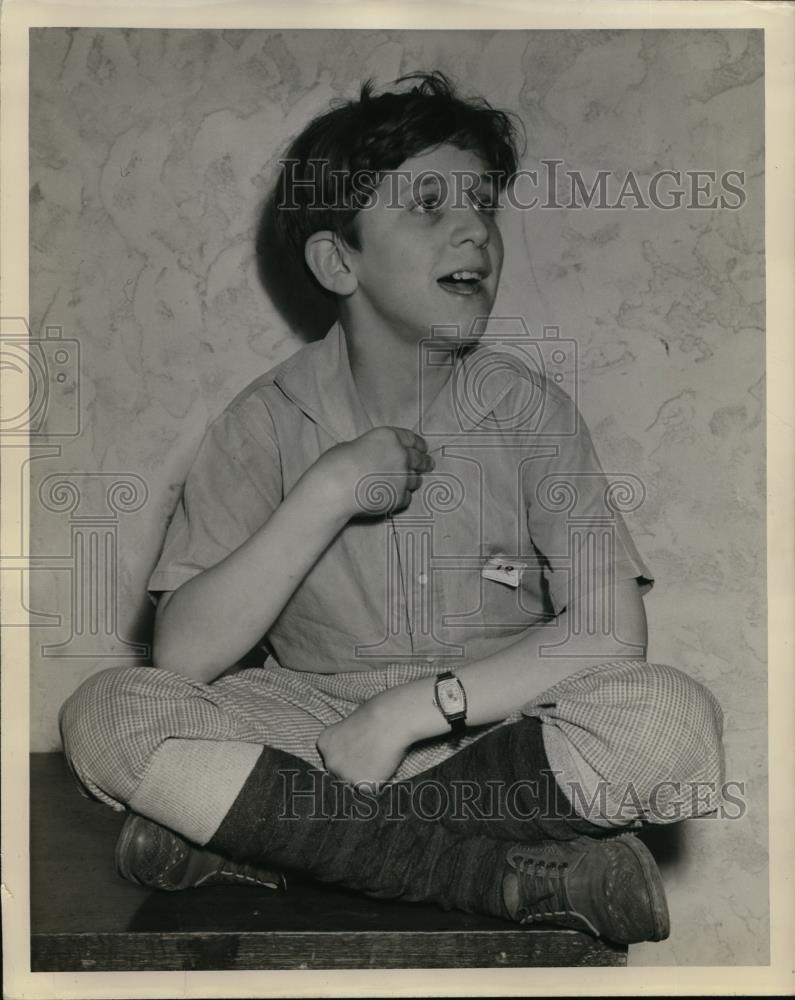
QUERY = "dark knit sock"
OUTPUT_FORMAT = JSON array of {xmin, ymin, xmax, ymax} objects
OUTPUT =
[
  {"xmin": 390, "ymin": 716, "xmax": 609, "ymax": 843},
  {"xmin": 207, "ymin": 744, "xmax": 510, "ymax": 918}
]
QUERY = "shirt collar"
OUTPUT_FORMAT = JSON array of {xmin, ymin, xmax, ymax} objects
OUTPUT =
[
  {"xmin": 273, "ymin": 321, "xmax": 518, "ymax": 450},
  {"xmin": 273, "ymin": 322, "xmax": 371, "ymax": 443}
]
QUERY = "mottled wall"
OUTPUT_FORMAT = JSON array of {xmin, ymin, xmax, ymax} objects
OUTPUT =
[{"xmin": 28, "ymin": 28, "xmax": 766, "ymax": 965}]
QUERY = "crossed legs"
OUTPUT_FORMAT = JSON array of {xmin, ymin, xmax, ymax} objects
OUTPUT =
[{"xmin": 58, "ymin": 659, "xmax": 724, "ymax": 942}]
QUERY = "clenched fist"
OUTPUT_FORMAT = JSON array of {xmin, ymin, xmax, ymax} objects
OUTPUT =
[{"xmin": 314, "ymin": 426, "xmax": 434, "ymax": 518}]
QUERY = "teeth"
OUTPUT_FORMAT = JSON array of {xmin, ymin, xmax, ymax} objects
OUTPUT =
[{"xmin": 450, "ymin": 270, "xmax": 481, "ymax": 280}]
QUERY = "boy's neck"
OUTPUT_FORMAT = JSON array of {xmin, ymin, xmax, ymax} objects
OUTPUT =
[{"xmin": 342, "ymin": 318, "xmax": 457, "ymax": 431}]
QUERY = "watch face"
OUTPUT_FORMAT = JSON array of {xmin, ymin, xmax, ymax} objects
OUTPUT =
[{"xmin": 437, "ymin": 677, "xmax": 465, "ymax": 714}]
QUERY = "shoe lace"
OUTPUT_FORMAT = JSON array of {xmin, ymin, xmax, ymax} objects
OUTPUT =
[{"xmin": 511, "ymin": 855, "xmax": 591, "ymax": 931}]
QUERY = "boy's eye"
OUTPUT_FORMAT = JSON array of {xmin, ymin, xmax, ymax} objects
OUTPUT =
[
  {"xmin": 413, "ymin": 193, "xmax": 443, "ymax": 214},
  {"xmin": 472, "ymin": 189, "xmax": 499, "ymax": 215},
  {"xmin": 410, "ymin": 177, "xmax": 446, "ymax": 214},
  {"xmin": 473, "ymin": 198, "xmax": 497, "ymax": 216}
]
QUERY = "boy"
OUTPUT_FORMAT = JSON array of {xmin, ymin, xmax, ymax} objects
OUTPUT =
[{"xmin": 60, "ymin": 73, "xmax": 724, "ymax": 945}]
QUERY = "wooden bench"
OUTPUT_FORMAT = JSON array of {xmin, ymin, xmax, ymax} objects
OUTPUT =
[{"xmin": 30, "ymin": 753, "xmax": 627, "ymax": 971}]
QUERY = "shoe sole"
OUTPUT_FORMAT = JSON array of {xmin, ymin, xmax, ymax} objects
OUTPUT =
[{"xmin": 614, "ymin": 832, "xmax": 671, "ymax": 942}]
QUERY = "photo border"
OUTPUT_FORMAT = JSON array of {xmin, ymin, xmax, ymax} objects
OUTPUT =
[{"xmin": 2, "ymin": 1, "xmax": 793, "ymax": 997}]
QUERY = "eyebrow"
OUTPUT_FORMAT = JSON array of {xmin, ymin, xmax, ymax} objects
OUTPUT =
[{"xmin": 414, "ymin": 174, "xmax": 445, "ymax": 189}]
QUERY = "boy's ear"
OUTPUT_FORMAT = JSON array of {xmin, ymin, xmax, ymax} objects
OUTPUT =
[{"xmin": 304, "ymin": 232, "xmax": 358, "ymax": 296}]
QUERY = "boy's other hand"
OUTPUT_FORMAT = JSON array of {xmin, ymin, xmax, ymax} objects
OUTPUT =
[
  {"xmin": 316, "ymin": 692, "xmax": 410, "ymax": 788},
  {"xmin": 315, "ymin": 426, "xmax": 434, "ymax": 518}
]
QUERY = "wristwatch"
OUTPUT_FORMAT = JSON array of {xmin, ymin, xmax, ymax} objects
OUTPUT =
[{"xmin": 433, "ymin": 671, "xmax": 468, "ymax": 736}]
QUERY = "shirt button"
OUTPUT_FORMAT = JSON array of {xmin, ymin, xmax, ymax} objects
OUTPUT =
[{"xmin": 417, "ymin": 573, "xmax": 428, "ymax": 585}]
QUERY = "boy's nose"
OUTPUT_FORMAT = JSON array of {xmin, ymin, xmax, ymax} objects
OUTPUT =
[{"xmin": 451, "ymin": 201, "xmax": 491, "ymax": 247}]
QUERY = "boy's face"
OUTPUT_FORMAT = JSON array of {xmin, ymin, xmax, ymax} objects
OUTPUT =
[{"xmin": 343, "ymin": 144, "xmax": 504, "ymax": 345}]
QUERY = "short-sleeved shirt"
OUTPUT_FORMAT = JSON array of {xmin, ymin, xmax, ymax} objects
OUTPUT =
[{"xmin": 148, "ymin": 322, "xmax": 653, "ymax": 673}]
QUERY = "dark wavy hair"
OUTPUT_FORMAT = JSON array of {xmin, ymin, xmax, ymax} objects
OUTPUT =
[{"xmin": 266, "ymin": 71, "xmax": 523, "ymax": 272}]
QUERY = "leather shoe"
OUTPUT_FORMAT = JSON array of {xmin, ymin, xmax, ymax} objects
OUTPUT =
[
  {"xmin": 502, "ymin": 832, "xmax": 669, "ymax": 944},
  {"xmin": 115, "ymin": 813, "xmax": 287, "ymax": 892}
]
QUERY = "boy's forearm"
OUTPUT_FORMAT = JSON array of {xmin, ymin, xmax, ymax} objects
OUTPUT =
[
  {"xmin": 374, "ymin": 579, "xmax": 648, "ymax": 745},
  {"xmin": 153, "ymin": 466, "xmax": 352, "ymax": 682}
]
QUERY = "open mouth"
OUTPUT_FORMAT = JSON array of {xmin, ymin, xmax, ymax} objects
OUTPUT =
[{"xmin": 437, "ymin": 269, "xmax": 487, "ymax": 296}]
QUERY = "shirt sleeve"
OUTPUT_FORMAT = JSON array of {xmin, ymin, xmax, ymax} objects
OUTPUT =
[
  {"xmin": 147, "ymin": 396, "xmax": 283, "ymax": 602},
  {"xmin": 521, "ymin": 380, "xmax": 653, "ymax": 615}
]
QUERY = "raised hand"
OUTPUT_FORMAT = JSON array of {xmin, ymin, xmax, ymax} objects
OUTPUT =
[{"xmin": 314, "ymin": 426, "xmax": 434, "ymax": 518}]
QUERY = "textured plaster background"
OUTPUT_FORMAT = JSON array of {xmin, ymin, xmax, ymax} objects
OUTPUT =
[{"xmin": 28, "ymin": 28, "xmax": 766, "ymax": 965}]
